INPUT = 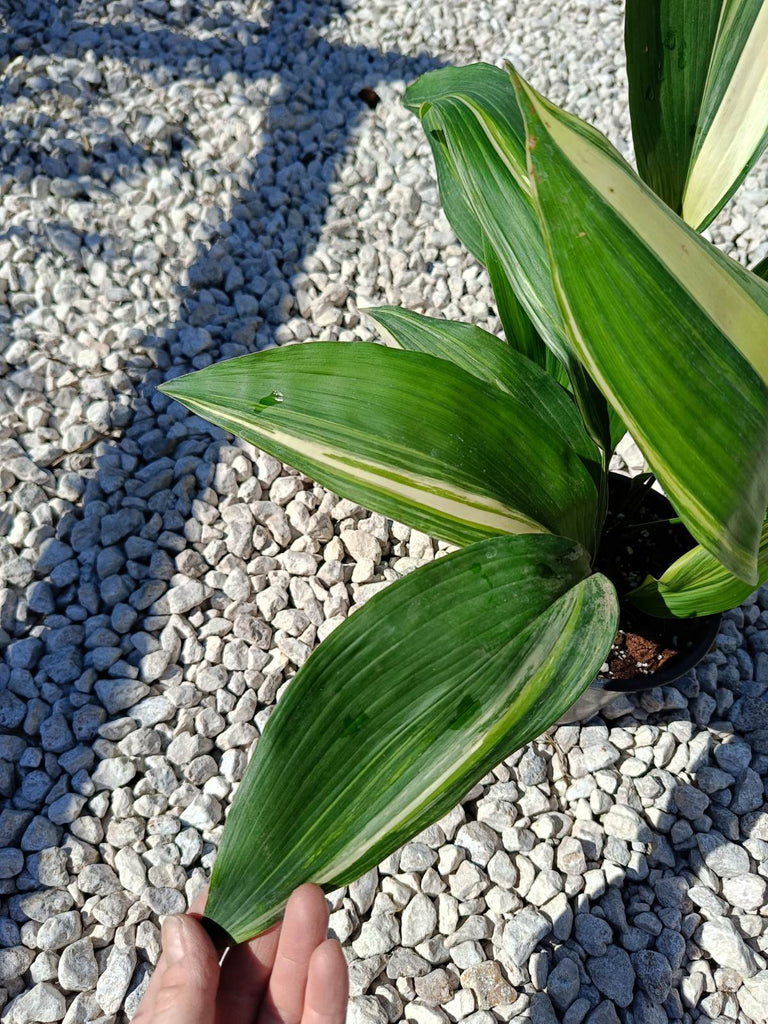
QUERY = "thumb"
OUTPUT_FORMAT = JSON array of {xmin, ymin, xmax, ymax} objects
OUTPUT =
[{"xmin": 134, "ymin": 914, "xmax": 220, "ymax": 1024}]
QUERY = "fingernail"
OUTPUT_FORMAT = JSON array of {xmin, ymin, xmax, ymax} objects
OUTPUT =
[{"xmin": 162, "ymin": 915, "xmax": 186, "ymax": 964}]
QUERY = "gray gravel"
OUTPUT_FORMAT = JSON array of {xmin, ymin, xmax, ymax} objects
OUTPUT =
[{"xmin": 1, "ymin": 0, "xmax": 768, "ymax": 1022}]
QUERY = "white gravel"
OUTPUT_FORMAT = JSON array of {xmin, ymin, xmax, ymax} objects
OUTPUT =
[{"xmin": 1, "ymin": 1, "xmax": 767, "ymax": 1023}]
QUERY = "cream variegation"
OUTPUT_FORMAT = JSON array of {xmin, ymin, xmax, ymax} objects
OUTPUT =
[
  {"xmin": 202, "ymin": 534, "xmax": 618, "ymax": 942},
  {"xmin": 156, "ymin": 9, "xmax": 767, "ymax": 947},
  {"xmin": 626, "ymin": 0, "xmax": 768, "ymax": 230},
  {"xmin": 175, "ymin": 398, "xmax": 548, "ymax": 537},
  {"xmin": 159, "ymin": 340, "xmax": 601, "ymax": 552},
  {"xmin": 683, "ymin": 1, "xmax": 768, "ymax": 228},
  {"xmin": 510, "ymin": 68, "xmax": 768, "ymax": 584},
  {"xmin": 521, "ymin": 86, "xmax": 768, "ymax": 387},
  {"xmin": 628, "ymin": 517, "xmax": 768, "ymax": 618}
]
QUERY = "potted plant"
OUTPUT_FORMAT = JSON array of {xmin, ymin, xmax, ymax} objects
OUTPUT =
[{"xmin": 159, "ymin": 1, "xmax": 768, "ymax": 946}]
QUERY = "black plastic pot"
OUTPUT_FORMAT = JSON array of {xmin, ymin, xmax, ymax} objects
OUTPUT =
[
  {"xmin": 558, "ymin": 611, "xmax": 720, "ymax": 724},
  {"xmin": 557, "ymin": 474, "xmax": 722, "ymax": 725}
]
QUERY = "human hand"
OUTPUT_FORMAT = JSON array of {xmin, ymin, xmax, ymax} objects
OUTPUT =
[{"xmin": 133, "ymin": 883, "xmax": 348, "ymax": 1024}]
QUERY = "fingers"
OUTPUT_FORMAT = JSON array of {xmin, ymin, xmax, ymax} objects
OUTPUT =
[
  {"xmin": 188, "ymin": 888, "xmax": 209, "ymax": 916},
  {"xmin": 132, "ymin": 890, "xmax": 210, "ymax": 1017},
  {"xmin": 302, "ymin": 940, "xmax": 348, "ymax": 1024},
  {"xmin": 258, "ymin": 884, "xmax": 330, "ymax": 1024},
  {"xmin": 132, "ymin": 883, "xmax": 346, "ymax": 1024},
  {"xmin": 133, "ymin": 914, "xmax": 220, "ymax": 1024},
  {"xmin": 134, "ymin": 948, "xmax": 170, "ymax": 1017},
  {"xmin": 214, "ymin": 921, "xmax": 282, "ymax": 1024}
]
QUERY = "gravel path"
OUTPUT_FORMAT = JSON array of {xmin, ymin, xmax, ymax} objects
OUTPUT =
[{"xmin": 1, "ymin": 1, "xmax": 767, "ymax": 1022}]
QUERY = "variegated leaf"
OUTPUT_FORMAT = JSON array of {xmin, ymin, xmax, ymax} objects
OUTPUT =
[
  {"xmin": 626, "ymin": 0, "xmax": 723, "ymax": 215},
  {"xmin": 404, "ymin": 65, "xmax": 612, "ymax": 453},
  {"xmin": 482, "ymin": 232, "xmax": 553, "ymax": 372},
  {"xmin": 159, "ymin": 341, "xmax": 601, "ymax": 552},
  {"xmin": 203, "ymin": 534, "xmax": 618, "ymax": 942},
  {"xmin": 510, "ymin": 67, "xmax": 768, "ymax": 584},
  {"xmin": 626, "ymin": 0, "xmax": 768, "ymax": 229},
  {"xmin": 628, "ymin": 516, "xmax": 768, "ymax": 617},
  {"xmin": 683, "ymin": 0, "xmax": 768, "ymax": 228},
  {"xmin": 365, "ymin": 305, "xmax": 597, "ymax": 463}
]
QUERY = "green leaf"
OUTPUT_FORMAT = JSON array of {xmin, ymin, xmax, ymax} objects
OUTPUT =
[
  {"xmin": 203, "ymin": 533, "xmax": 618, "ymax": 942},
  {"xmin": 420, "ymin": 115, "xmax": 487, "ymax": 264},
  {"xmin": 159, "ymin": 342, "xmax": 601, "ymax": 552},
  {"xmin": 753, "ymin": 253, "xmax": 768, "ymax": 281},
  {"xmin": 411, "ymin": 93, "xmax": 559, "ymax": 383},
  {"xmin": 404, "ymin": 64, "xmax": 612, "ymax": 454},
  {"xmin": 625, "ymin": 0, "xmax": 722, "ymax": 215},
  {"xmin": 404, "ymin": 86, "xmax": 558, "ymax": 381},
  {"xmin": 483, "ymin": 235, "xmax": 572, "ymax": 389},
  {"xmin": 482, "ymin": 233, "xmax": 552, "ymax": 371},
  {"xmin": 509, "ymin": 67, "xmax": 768, "ymax": 585},
  {"xmin": 628, "ymin": 516, "xmax": 768, "ymax": 617},
  {"xmin": 608, "ymin": 410, "xmax": 628, "ymax": 452},
  {"xmin": 626, "ymin": 0, "xmax": 768, "ymax": 229},
  {"xmin": 364, "ymin": 305, "xmax": 598, "ymax": 465}
]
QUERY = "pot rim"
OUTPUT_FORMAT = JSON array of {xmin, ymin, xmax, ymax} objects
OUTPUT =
[
  {"xmin": 588, "ymin": 609, "xmax": 721, "ymax": 696},
  {"xmin": 590, "ymin": 470, "xmax": 722, "ymax": 696}
]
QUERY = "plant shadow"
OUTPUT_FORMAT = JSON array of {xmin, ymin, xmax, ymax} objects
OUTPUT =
[
  {"xmin": 1, "ymin": 1, "xmax": 767, "ymax": 1021},
  {"xmin": 0, "ymin": 0, "xmax": 441, "ymax": 1013}
]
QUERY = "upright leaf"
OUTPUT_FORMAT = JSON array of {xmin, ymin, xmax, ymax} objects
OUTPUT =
[
  {"xmin": 608, "ymin": 409, "xmax": 628, "ymax": 451},
  {"xmin": 625, "ymin": 0, "xmax": 722, "ymax": 213},
  {"xmin": 159, "ymin": 342, "xmax": 601, "ymax": 552},
  {"xmin": 421, "ymin": 114, "xmax": 487, "ymax": 263},
  {"xmin": 203, "ymin": 534, "xmax": 618, "ymax": 942},
  {"xmin": 412, "ymin": 93, "xmax": 554, "ymax": 374},
  {"xmin": 683, "ymin": 0, "xmax": 768, "ymax": 229},
  {"xmin": 510, "ymin": 68, "xmax": 768, "ymax": 584},
  {"xmin": 626, "ymin": 0, "xmax": 768, "ymax": 229},
  {"xmin": 405, "ymin": 65, "xmax": 612, "ymax": 452},
  {"xmin": 628, "ymin": 517, "xmax": 768, "ymax": 617},
  {"xmin": 365, "ymin": 305, "xmax": 597, "ymax": 464},
  {"xmin": 483, "ymin": 233, "xmax": 553, "ymax": 371},
  {"xmin": 405, "ymin": 67, "xmax": 545, "ymax": 334}
]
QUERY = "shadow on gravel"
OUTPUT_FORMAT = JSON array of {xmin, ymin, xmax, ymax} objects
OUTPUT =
[
  {"xmin": 2, "ymin": 1, "xmax": 768, "ymax": 1021},
  {"xmin": 0, "ymin": 0, "xmax": 442, "ymax": 331},
  {"xmin": 0, "ymin": 0, "xmax": 441, "ymax": 1013}
]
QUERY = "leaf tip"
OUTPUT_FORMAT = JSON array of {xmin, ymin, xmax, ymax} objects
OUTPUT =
[
  {"xmin": 504, "ymin": 63, "xmax": 534, "ymax": 107},
  {"xmin": 157, "ymin": 371, "xmax": 197, "ymax": 402},
  {"xmin": 502, "ymin": 60, "xmax": 521, "ymax": 86},
  {"xmin": 157, "ymin": 378, "xmax": 187, "ymax": 400}
]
